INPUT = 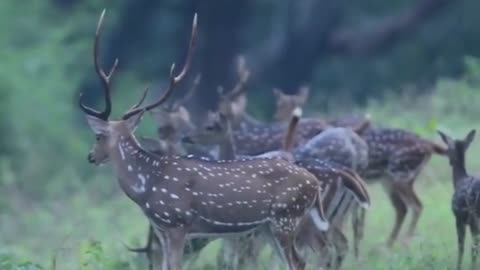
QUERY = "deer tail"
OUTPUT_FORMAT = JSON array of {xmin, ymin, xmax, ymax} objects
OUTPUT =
[
  {"xmin": 309, "ymin": 188, "xmax": 330, "ymax": 232},
  {"xmin": 337, "ymin": 169, "xmax": 370, "ymax": 209},
  {"xmin": 283, "ymin": 107, "xmax": 302, "ymax": 153},
  {"xmin": 352, "ymin": 113, "xmax": 372, "ymax": 134},
  {"xmin": 429, "ymin": 141, "xmax": 448, "ymax": 156}
]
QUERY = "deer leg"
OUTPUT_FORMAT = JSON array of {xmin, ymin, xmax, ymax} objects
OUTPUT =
[
  {"xmin": 470, "ymin": 219, "xmax": 480, "ymax": 270},
  {"xmin": 352, "ymin": 204, "xmax": 366, "ymax": 258},
  {"xmin": 386, "ymin": 188, "xmax": 407, "ymax": 248},
  {"xmin": 331, "ymin": 227, "xmax": 348, "ymax": 270},
  {"xmin": 237, "ymin": 233, "xmax": 263, "ymax": 270},
  {"xmin": 455, "ymin": 216, "xmax": 467, "ymax": 270},
  {"xmin": 270, "ymin": 228, "xmax": 304, "ymax": 270},
  {"xmin": 405, "ymin": 187, "xmax": 423, "ymax": 242},
  {"xmin": 125, "ymin": 226, "xmax": 156, "ymax": 270},
  {"xmin": 153, "ymin": 230, "xmax": 169, "ymax": 270},
  {"xmin": 216, "ymin": 238, "xmax": 238, "ymax": 270},
  {"xmin": 165, "ymin": 228, "xmax": 187, "ymax": 270}
]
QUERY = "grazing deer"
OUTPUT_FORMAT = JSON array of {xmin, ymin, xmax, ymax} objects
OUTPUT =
[
  {"xmin": 184, "ymin": 107, "xmax": 370, "ymax": 269},
  {"xmin": 81, "ymin": 10, "xmax": 329, "ymax": 270},
  {"xmin": 438, "ymin": 130, "xmax": 480, "ymax": 270}
]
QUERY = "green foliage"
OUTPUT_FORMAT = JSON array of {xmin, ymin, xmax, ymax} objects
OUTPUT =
[
  {"xmin": 0, "ymin": 253, "xmax": 45, "ymax": 270},
  {"xmin": 1, "ymin": 1, "xmax": 480, "ymax": 269}
]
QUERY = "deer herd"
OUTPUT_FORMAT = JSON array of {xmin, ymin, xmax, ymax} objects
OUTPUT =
[{"xmin": 79, "ymin": 10, "xmax": 480, "ymax": 270}]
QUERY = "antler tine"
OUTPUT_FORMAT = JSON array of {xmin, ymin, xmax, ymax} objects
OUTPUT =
[
  {"xmin": 226, "ymin": 55, "xmax": 250, "ymax": 101},
  {"xmin": 79, "ymin": 9, "xmax": 118, "ymax": 120},
  {"xmin": 123, "ymin": 13, "xmax": 198, "ymax": 119},
  {"xmin": 129, "ymin": 86, "xmax": 150, "ymax": 111},
  {"xmin": 172, "ymin": 74, "xmax": 201, "ymax": 110}
]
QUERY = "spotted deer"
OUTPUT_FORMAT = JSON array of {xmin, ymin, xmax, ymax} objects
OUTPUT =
[
  {"xmin": 127, "ymin": 76, "xmax": 214, "ymax": 270},
  {"xmin": 181, "ymin": 108, "xmax": 303, "ymax": 269},
  {"xmin": 272, "ymin": 87, "xmax": 368, "ymax": 129},
  {"xmin": 184, "ymin": 107, "xmax": 370, "ymax": 269},
  {"xmin": 293, "ymin": 126, "xmax": 370, "ymax": 260},
  {"xmin": 81, "ymin": 10, "xmax": 329, "ymax": 270},
  {"xmin": 438, "ymin": 130, "xmax": 480, "ymax": 270},
  {"xmin": 272, "ymin": 89, "xmax": 449, "ymax": 249},
  {"xmin": 353, "ymin": 126, "xmax": 447, "ymax": 248},
  {"xmin": 216, "ymin": 61, "xmax": 332, "ymax": 157},
  {"xmin": 137, "ymin": 74, "xmax": 212, "ymax": 158}
]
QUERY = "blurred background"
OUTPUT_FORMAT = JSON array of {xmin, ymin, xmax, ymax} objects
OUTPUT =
[{"xmin": 1, "ymin": 0, "xmax": 480, "ymax": 269}]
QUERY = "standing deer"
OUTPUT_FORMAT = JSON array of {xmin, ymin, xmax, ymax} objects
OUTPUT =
[
  {"xmin": 81, "ymin": 10, "xmax": 329, "ymax": 270},
  {"xmin": 271, "ymin": 87, "xmax": 368, "ymax": 128},
  {"xmin": 293, "ymin": 126, "xmax": 370, "ymax": 260},
  {"xmin": 271, "ymin": 89, "xmax": 448, "ymax": 249},
  {"xmin": 184, "ymin": 107, "xmax": 370, "ymax": 270},
  {"xmin": 437, "ymin": 130, "xmax": 480, "ymax": 270}
]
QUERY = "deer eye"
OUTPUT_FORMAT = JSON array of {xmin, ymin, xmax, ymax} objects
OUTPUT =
[
  {"xmin": 205, "ymin": 126, "xmax": 215, "ymax": 131},
  {"xmin": 95, "ymin": 135, "xmax": 102, "ymax": 141}
]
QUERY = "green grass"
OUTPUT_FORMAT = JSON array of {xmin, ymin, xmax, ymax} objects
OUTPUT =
[{"xmin": 2, "ymin": 152, "xmax": 479, "ymax": 270}]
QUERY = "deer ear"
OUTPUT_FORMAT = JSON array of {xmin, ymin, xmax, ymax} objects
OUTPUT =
[
  {"xmin": 437, "ymin": 130, "xmax": 452, "ymax": 146},
  {"xmin": 272, "ymin": 88, "xmax": 284, "ymax": 99},
  {"xmin": 297, "ymin": 86, "xmax": 310, "ymax": 103},
  {"xmin": 85, "ymin": 115, "xmax": 109, "ymax": 135},
  {"xmin": 464, "ymin": 129, "xmax": 476, "ymax": 148},
  {"xmin": 125, "ymin": 110, "xmax": 145, "ymax": 132}
]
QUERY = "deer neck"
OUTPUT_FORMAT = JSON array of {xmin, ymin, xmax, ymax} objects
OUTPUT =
[
  {"xmin": 451, "ymin": 149, "xmax": 468, "ymax": 188},
  {"xmin": 219, "ymin": 121, "xmax": 236, "ymax": 160},
  {"xmin": 109, "ymin": 132, "xmax": 164, "ymax": 201}
]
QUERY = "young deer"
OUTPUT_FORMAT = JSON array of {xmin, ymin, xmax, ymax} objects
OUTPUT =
[
  {"xmin": 81, "ymin": 11, "xmax": 329, "ymax": 270},
  {"xmin": 438, "ymin": 130, "xmax": 480, "ymax": 270},
  {"xmin": 357, "ymin": 126, "xmax": 448, "ymax": 248}
]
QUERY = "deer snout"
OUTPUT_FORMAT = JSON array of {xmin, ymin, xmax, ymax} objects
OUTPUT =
[
  {"xmin": 181, "ymin": 136, "xmax": 195, "ymax": 145},
  {"xmin": 87, "ymin": 153, "xmax": 95, "ymax": 164}
]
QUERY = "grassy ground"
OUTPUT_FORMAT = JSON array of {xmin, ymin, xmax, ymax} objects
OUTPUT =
[{"xmin": 2, "ymin": 152, "xmax": 479, "ymax": 270}]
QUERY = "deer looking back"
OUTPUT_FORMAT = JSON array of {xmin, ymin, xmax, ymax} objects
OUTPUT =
[{"xmin": 438, "ymin": 130, "xmax": 480, "ymax": 270}]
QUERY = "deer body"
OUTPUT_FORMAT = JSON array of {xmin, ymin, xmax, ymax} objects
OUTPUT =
[
  {"xmin": 438, "ymin": 130, "xmax": 480, "ymax": 270},
  {"xmin": 185, "ymin": 109, "xmax": 369, "ymax": 269}
]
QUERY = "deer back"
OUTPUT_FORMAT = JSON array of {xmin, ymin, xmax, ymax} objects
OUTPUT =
[
  {"xmin": 294, "ymin": 127, "xmax": 369, "ymax": 172},
  {"xmin": 360, "ymin": 127, "xmax": 442, "ymax": 180}
]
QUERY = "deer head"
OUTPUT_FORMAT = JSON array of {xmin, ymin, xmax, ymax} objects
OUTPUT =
[
  {"xmin": 217, "ymin": 56, "xmax": 250, "ymax": 126},
  {"xmin": 273, "ymin": 86, "xmax": 310, "ymax": 122},
  {"xmin": 80, "ymin": 9, "xmax": 197, "ymax": 166},
  {"xmin": 149, "ymin": 74, "xmax": 200, "ymax": 142},
  {"xmin": 438, "ymin": 129, "xmax": 476, "ymax": 184}
]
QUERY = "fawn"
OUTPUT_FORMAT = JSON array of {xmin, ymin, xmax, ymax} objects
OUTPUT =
[{"xmin": 438, "ymin": 130, "xmax": 480, "ymax": 270}]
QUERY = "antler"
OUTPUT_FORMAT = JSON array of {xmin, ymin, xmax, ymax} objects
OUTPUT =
[
  {"xmin": 224, "ymin": 55, "xmax": 250, "ymax": 101},
  {"xmin": 79, "ymin": 9, "xmax": 119, "ymax": 120},
  {"xmin": 123, "ymin": 13, "xmax": 198, "ymax": 120},
  {"xmin": 171, "ymin": 74, "xmax": 201, "ymax": 111}
]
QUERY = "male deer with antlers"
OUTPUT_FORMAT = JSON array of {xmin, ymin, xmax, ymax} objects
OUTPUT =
[{"xmin": 81, "ymin": 10, "xmax": 329, "ymax": 270}]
